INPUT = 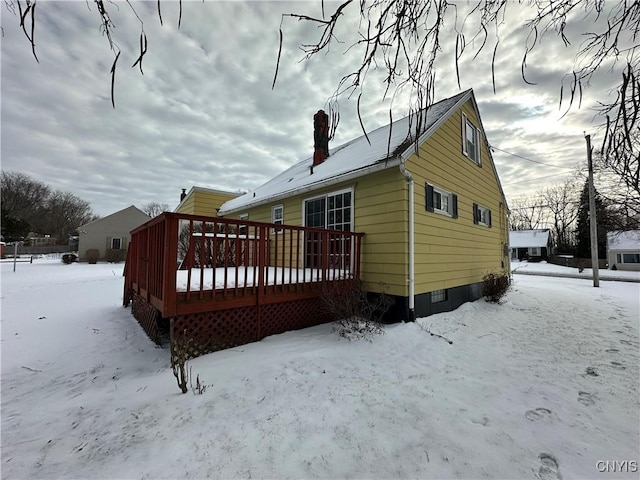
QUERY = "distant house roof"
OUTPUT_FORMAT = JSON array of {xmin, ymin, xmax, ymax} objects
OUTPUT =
[
  {"xmin": 509, "ymin": 229, "xmax": 551, "ymax": 248},
  {"xmin": 219, "ymin": 89, "xmax": 474, "ymax": 214},
  {"xmin": 607, "ymin": 230, "xmax": 640, "ymax": 251},
  {"xmin": 78, "ymin": 205, "xmax": 149, "ymax": 231}
]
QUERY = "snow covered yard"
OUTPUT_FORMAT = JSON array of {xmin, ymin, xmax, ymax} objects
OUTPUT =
[{"xmin": 1, "ymin": 258, "xmax": 638, "ymax": 479}]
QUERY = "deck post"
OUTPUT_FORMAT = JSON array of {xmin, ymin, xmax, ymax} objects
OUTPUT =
[
  {"xmin": 321, "ymin": 231, "xmax": 329, "ymax": 282},
  {"xmin": 256, "ymin": 225, "xmax": 267, "ymax": 340},
  {"xmin": 162, "ymin": 213, "xmax": 179, "ymax": 317}
]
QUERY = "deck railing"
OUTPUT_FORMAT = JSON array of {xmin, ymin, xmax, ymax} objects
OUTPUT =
[{"xmin": 124, "ymin": 212, "xmax": 364, "ymax": 318}]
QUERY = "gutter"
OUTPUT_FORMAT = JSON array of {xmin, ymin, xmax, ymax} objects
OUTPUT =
[{"xmin": 399, "ymin": 161, "xmax": 416, "ymax": 321}]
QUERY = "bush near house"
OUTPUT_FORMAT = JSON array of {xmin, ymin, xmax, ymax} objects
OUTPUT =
[
  {"xmin": 482, "ymin": 272, "xmax": 511, "ymax": 303},
  {"xmin": 105, "ymin": 248, "xmax": 126, "ymax": 263},
  {"xmin": 85, "ymin": 249, "xmax": 99, "ymax": 264}
]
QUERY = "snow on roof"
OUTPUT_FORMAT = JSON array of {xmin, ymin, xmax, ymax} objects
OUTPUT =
[
  {"xmin": 509, "ymin": 230, "xmax": 551, "ymax": 248},
  {"xmin": 607, "ymin": 230, "xmax": 640, "ymax": 250},
  {"xmin": 219, "ymin": 90, "xmax": 472, "ymax": 214}
]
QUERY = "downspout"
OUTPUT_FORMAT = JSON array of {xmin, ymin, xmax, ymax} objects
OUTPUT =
[{"xmin": 399, "ymin": 161, "xmax": 415, "ymax": 321}]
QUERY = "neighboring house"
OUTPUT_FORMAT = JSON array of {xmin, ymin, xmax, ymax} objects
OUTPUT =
[
  {"xmin": 174, "ymin": 187, "xmax": 239, "ymax": 216},
  {"xmin": 509, "ymin": 229, "xmax": 553, "ymax": 262},
  {"xmin": 217, "ymin": 89, "xmax": 510, "ymax": 320},
  {"xmin": 77, "ymin": 205, "xmax": 150, "ymax": 262},
  {"xmin": 607, "ymin": 230, "xmax": 640, "ymax": 271}
]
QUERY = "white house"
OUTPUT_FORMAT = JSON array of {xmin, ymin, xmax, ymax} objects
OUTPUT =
[
  {"xmin": 607, "ymin": 230, "xmax": 640, "ymax": 271},
  {"xmin": 509, "ymin": 229, "xmax": 553, "ymax": 262}
]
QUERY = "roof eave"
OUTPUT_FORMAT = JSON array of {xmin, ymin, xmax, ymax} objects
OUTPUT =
[{"xmin": 219, "ymin": 157, "xmax": 402, "ymax": 216}]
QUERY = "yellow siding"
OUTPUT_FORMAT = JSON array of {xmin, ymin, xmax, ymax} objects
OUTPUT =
[
  {"xmin": 407, "ymin": 99, "xmax": 509, "ymax": 294},
  {"xmin": 232, "ymin": 169, "xmax": 409, "ymax": 296},
  {"xmin": 176, "ymin": 189, "xmax": 238, "ymax": 216},
  {"xmin": 222, "ymin": 98, "xmax": 507, "ymax": 300}
]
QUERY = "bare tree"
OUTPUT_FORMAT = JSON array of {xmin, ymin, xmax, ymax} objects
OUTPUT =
[
  {"xmin": 600, "ymin": 64, "xmax": 640, "ymax": 200},
  {"xmin": 508, "ymin": 196, "xmax": 547, "ymax": 231},
  {"xmin": 141, "ymin": 202, "xmax": 170, "ymax": 218},
  {"xmin": 1, "ymin": 171, "xmax": 94, "ymax": 243},
  {"xmin": 1, "ymin": 170, "xmax": 50, "ymax": 240},
  {"xmin": 540, "ymin": 180, "xmax": 580, "ymax": 252},
  {"xmin": 44, "ymin": 190, "xmax": 94, "ymax": 243},
  {"xmin": 595, "ymin": 129, "xmax": 640, "ymax": 226},
  {"xmin": 275, "ymin": 1, "xmax": 639, "ymax": 152},
  {"xmin": 3, "ymin": 0, "xmax": 183, "ymax": 107}
]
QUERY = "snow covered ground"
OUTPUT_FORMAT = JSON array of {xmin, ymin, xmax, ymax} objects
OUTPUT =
[
  {"xmin": 511, "ymin": 260, "xmax": 640, "ymax": 282},
  {"xmin": 1, "ymin": 258, "xmax": 638, "ymax": 479}
]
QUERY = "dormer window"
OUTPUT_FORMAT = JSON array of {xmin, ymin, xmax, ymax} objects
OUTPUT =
[{"xmin": 462, "ymin": 113, "xmax": 481, "ymax": 166}]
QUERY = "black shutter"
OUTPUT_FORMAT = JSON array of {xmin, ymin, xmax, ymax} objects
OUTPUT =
[
  {"xmin": 425, "ymin": 184, "xmax": 434, "ymax": 212},
  {"xmin": 451, "ymin": 194, "xmax": 458, "ymax": 219},
  {"xmin": 473, "ymin": 203, "xmax": 479, "ymax": 224},
  {"xmin": 487, "ymin": 209, "xmax": 492, "ymax": 227}
]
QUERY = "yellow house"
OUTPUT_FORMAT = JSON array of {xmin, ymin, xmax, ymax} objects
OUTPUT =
[
  {"xmin": 218, "ymin": 89, "xmax": 510, "ymax": 320},
  {"xmin": 174, "ymin": 186, "xmax": 239, "ymax": 216}
]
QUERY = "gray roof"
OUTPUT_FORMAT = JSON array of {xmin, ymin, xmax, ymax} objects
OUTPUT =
[{"xmin": 220, "ymin": 90, "xmax": 473, "ymax": 214}]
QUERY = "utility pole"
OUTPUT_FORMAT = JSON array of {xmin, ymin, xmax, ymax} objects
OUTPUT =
[{"xmin": 586, "ymin": 134, "xmax": 599, "ymax": 287}]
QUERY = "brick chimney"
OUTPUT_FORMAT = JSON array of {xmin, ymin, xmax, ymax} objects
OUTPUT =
[{"xmin": 312, "ymin": 109, "xmax": 329, "ymax": 167}]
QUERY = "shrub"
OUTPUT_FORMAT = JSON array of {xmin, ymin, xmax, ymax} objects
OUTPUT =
[
  {"xmin": 61, "ymin": 253, "xmax": 78, "ymax": 264},
  {"xmin": 320, "ymin": 280, "xmax": 392, "ymax": 341},
  {"xmin": 105, "ymin": 248, "xmax": 126, "ymax": 263},
  {"xmin": 171, "ymin": 329, "xmax": 190, "ymax": 394},
  {"xmin": 85, "ymin": 248, "xmax": 99, "ymax": 264},
  {"xmin": 482, "ymin": 272, "xmax": 511, "ymax": 303}
]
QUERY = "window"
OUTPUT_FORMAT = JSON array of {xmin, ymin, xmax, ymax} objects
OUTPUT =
[
  {"xmin": 272, "ymin": 205, "xmax": 283, "ymax": 233},
  {"xmin": 304, "ymin": 188, "xmax": 353, "ymax": 268},
  {"xmin": 619, "ymin": 253, "xmax": 640, "ymax": 263},
  {"xmin": 473, "ymin": 203, "xmax": 492, "ymax": 227},
  {"xmin": 304, "ymin": 189, "xmax": 352, "ymax": 231},
  {"xmin": 528, "ymin": 247, "xmax": 541, "ymax": 256},
  {"xmin": 111, "ymin": 237, "xmax": 123, "ymax": 250},
  {"xmin": 425, "ymin": 183, "xmax": 458, "ymax": 218},
  {"xmin": 238, "ymin": 213, "xmax": 248, "ymax": 235},
  {"xmin": 327, "ymin": 191, "xmax": 352, "ymax": 231},
  {"xmin": 462, "ymin": 113, "xmax": 481, "ymax": 165},
  {"xmin": 431, "ymin": 289, "xmax": 446, "ymax": 303}
]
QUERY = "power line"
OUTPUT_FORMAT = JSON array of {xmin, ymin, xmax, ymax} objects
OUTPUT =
[
  {"xmin": 502, "ymin": 172, "xmax": 571, "ymax": 186},
  {"xmin": 490, "ymin": 145, "xmax": 574, "ymax": 170}
]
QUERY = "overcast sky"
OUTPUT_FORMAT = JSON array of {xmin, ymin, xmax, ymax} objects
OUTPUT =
[{"xmin": 1, "ymin": 1, "xmax": 623, "ymax": 217}]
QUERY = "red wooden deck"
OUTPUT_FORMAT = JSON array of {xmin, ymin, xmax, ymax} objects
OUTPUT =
[{"xmin": 123, "ymin": 212, "xmax": 364, "ymax": 356}]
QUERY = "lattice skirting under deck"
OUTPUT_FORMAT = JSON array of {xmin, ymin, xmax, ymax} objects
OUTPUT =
[
  {"xmin": 131, "ymin": 293, "xmax": 160, "ymax": 345},
  {"xmin": 171, "ymin": 297, "xmax": 333, "ymax": 359}
]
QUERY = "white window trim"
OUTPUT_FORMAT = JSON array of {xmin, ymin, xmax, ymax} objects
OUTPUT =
[
  {"xmin": 428, "ymin": 184, "xmax": 455, "ymax": 217},
  {"xmin": 528, "ymin": 247, "xmax": 541, "ymax": 256},
  {"xmin": 434, "ymin": 186, "xmax": 452, "ymax": 216},
  {"xmin": 301, "ymin": 187, "xmax": 354, "ymax": 228},
  {"xmin": 477, "ymin": 204, "xmax": 491, "ymax": 227},
  {"xmin": 462, "ymin": 113, "xmax": 481, "ymax": 166},
  {"xmin": 618, "ymin": 252, "xmax": 640, "ymax": 264},
  {"xmin": 272, "ymin": 205, "xmax": 284, "ymax": 234},
  {"xmin": 111, "ymin": 237, "xmax": 124, "ymax": 250}
]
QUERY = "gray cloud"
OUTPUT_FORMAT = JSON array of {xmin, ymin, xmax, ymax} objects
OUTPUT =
[{"xmin": 1, "ymin": 1, "xmax": 626, "ymax": 217}]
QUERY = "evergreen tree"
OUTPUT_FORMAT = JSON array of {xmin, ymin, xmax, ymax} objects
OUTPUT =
[{"xmin": 575, "ymin": 181, "xmax": 612, "ymax": 259}]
